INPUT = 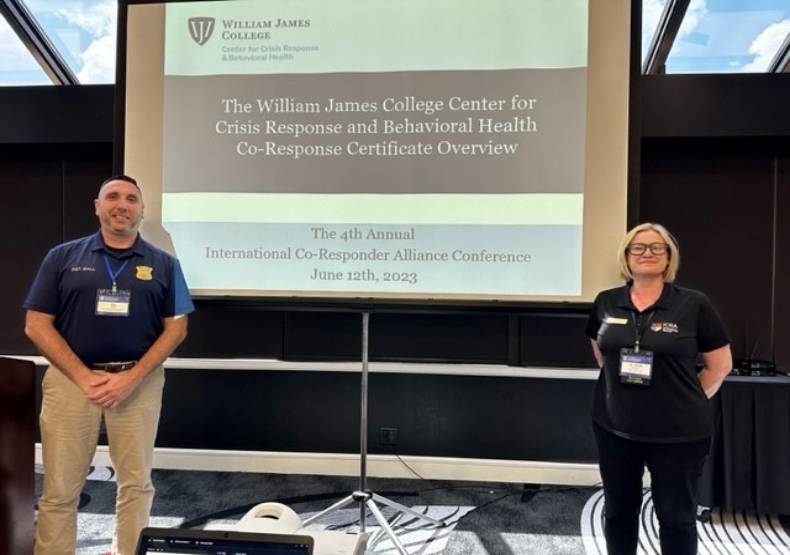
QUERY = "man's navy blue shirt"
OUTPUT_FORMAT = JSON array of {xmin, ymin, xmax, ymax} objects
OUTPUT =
[{"xmin": 24, "ymin": 231, "xmax": 194, "ymax": 364}]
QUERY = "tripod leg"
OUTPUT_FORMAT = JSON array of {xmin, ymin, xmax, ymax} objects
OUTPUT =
[
  {"xmin": 365, "ymin": 526, "xmax": 387, "ymax": 552},
  {"xmin": 371, "ymin": 493, "xmax": 444, "ymax": 527},
  {"xmin": 366, "ymin": 499, "xmax": 410, "ymax": 555},
  {"xmin": 366, "ymin": 508, "xmax": 409, "ymax": 551},
  {"xmin": 301, "ymin": 494, "xmax": 357, "ymax": 527}
]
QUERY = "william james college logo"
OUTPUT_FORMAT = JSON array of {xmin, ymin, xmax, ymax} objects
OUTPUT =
[{"xmin": 188, "ymin": 17, "xmax": 215, "ymax": 46}]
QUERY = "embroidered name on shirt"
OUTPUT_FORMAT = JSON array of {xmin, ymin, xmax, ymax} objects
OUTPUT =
[
  {"xmin": 69, "ymin": 266, "xmax": 96, "ymax": 272},
  {"xmin": 651, "ymin": 321, "xmax": 679, "ymax": 333}
]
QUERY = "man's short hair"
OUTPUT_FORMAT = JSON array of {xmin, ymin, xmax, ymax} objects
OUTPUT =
[{"xmin": 99, "ymin": 175, "xmax": 140, "ymax": 193}]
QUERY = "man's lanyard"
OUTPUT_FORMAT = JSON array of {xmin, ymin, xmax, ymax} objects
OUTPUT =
[
  {"xmin": 102, "ymin": 253, "xmax": 129, "ymax": 293},
  {"xmin": 630, "ymin": 310, "xmax": 656, "ymax": 353}
]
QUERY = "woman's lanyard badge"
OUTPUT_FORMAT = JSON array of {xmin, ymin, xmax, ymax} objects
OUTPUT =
[
  {"xmin": 96, "ymin": 254, "xmax": 131, "ymax": 317},
  {"xmin": 619, "ymin": 311, "xmax": 655, "ymax": 386}
]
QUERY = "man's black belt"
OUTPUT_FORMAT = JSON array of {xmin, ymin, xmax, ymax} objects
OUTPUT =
[{"xmin": 91, "ymin": 361, "xmax": 136, "ymax": 372}]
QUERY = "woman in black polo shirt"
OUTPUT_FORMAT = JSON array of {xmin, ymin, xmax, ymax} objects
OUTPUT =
[{"xmin": 587, "ymin": 222, "xmax": 732, "ymax": 555}]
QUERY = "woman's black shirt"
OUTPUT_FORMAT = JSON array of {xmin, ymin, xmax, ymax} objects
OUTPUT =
[{"xmin": 586, "ymin": 283, "xmax": 730, "ymax": 442}]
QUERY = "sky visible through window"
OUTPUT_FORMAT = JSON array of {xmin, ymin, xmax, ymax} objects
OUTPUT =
[
  {"xmin": 644, "ymin": 0, "xmax": 790, "ymax": 73},
  {"xmin": 0, "ymin": 0, "xmax": 116, "ymax": 85},
  {"xmin": 1, "ymin": 0, "xmax": 788, "ymax": 85},
  {"xmin": 0, "ymin": 12, "xmax": 50, "ymax": 85}
]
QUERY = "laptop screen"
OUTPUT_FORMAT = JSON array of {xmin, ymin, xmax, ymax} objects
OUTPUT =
[{"xmin": 136, "ymin": 527, "xmax": 313, "ymax": 555}]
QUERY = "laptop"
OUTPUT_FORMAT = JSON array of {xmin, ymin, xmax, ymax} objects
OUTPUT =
[{"xmin": 136, "ymin": 527, "xmax": 314, "ymax": 555}]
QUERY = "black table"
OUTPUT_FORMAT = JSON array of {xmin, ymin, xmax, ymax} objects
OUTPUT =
[{"xmin": 699, "ymin": 375, "xmax": 790, "ymax": 515}]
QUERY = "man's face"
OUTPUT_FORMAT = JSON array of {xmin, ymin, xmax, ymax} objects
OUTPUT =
[{"xmin": 94, "ymin": 180, "xmax": 144, "ymax": 237}]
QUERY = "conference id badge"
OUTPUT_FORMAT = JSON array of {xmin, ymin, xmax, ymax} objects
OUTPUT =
[
  {"xmin": 619, "ymin": 348, "xmax": 653, "ymax": 385},
  {"xmin": 95, "ymin": 289, "xmax": 131, "ymax": 317}
]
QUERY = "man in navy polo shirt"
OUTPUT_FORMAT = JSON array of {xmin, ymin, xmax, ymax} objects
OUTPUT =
[{"xmin": 24, "ymin": 175, "xmax": 194, "ymax": 555}]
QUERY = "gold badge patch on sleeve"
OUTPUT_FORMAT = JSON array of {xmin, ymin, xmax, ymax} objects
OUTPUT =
[{"xmin": 136, "ymin": 265, "xmax": 153, "ymax": 280}]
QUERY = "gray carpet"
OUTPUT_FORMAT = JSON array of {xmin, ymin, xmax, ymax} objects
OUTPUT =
[{"xmin": 34, "ymin": 466, "xmax": 790, "ymax": 554}]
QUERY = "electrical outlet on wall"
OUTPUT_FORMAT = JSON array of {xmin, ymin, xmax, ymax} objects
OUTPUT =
[{"xmin": 380, "ymin": 427, "xmax": 398, "ymax": 446}]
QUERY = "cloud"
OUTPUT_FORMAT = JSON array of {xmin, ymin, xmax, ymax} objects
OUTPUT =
[
  {"xmin": 0, "ymin": 16, "xmax": 53, "ymax": 84},
  {"xmin": 741, "ymin": 18, "xmax": 790, "ymax": 72},
  {"xmin": 53, "ymin": 0, "xmax": 117, "ymax": 83},
  {"xmin": 77, "ymin": 31, "xmax": 116, "ymax": 83},
  {"xmin": 0, "ymin": 0, "xmax": 117, "ymax": 82},
  {"xmin": 54, "ymin": 1, "xmax": 116, "ymax": 38},
  {"xmin": 0, "ymin": 17, "xmax": 40, "ymax": 68},
  {"xmin": 642, "ymin": 0, "xmax": 708, "ymax": 60},
  {"xmin": 677, "ymin": 0, "xmax": 708, "ymax": 40}
]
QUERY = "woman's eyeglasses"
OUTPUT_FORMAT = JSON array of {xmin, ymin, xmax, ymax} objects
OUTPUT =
[{"xmin": 627, "ymin": 242, "xmax": 668, "ymax": 255}]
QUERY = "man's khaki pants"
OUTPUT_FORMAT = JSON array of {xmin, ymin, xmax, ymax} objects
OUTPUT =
[{"xmin": 35, "ymin": 365, "xmax": 165, "ymax": 555}]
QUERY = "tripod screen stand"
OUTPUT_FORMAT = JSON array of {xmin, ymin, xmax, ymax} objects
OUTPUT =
[{"xmin": 302, "ymin": 312, "xmax": 444, "ymax": 554}]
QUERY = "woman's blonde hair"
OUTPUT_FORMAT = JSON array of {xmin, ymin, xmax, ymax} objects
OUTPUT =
[{"xmin": 617, "ymin": 222, "xmax": 680, "ymax": 282}]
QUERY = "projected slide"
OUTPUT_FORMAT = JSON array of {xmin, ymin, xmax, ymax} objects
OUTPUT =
[{"xmin": 160, "ymin": 0, "xmax": 588, "ymax": 296}]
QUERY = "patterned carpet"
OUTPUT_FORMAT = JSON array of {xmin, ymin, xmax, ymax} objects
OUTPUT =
[
  {"xmin": 34, "ymin": 465, "xmax": 790, "ymax": 554},
  {"xmin": 581, "ymin": 489, "xmax": 790, "ymax": 555}
]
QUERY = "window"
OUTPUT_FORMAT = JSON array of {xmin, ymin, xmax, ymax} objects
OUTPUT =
[
  {"xmin": 643, "ymin": 0, "xmax": 789, "ymax": 73},
  {"xmin": 0, "ymin": 13, "xmax": 50, "ymax": 85},
  {"xmin": 0, "ymin": 0, "xmax": 116, "ymax": 85}
]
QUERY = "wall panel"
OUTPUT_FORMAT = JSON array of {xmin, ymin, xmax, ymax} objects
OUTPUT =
[
  {"xmin": 372, "ymin": 313, "xmax": 510, "ymax": 363},
  {"xmin": 520, "ymin": 313, "xmax": 594, "ymax": 368},
  {"xmin": 181, "ymin": 304, "xmax": 285, "ymax": 359},
  {"xmin": 775, "ymin": 150, "xmax": 790, "ymax": 370},
  {"xmin": 640, "ymin": 139, "xmax": 775, "ymax": 362},
  {"xmin": 62, "ymin": 150, "xmax": 113, "ymax": 240},
  {"xmin": 0, "ymin": 151, "xmax": 63, "ymax": 354},
  {"xmin": 150, "ymin": 369, "xmax": 599, "ymax": 461}
]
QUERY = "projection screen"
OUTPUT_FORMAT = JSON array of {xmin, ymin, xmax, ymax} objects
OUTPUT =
[{"xmin": 120, "ymin": 0, "xmax": 630, "ymax": 301}]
